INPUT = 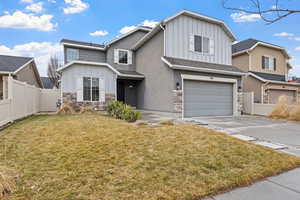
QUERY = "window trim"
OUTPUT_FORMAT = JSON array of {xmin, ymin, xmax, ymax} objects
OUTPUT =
[
  {"xmin": 191, "ymin": 34, "xmax": 211, "ymax": 55},
  {"xmin": 263, "ymin": 55, "xmax": 276, "ymax": 71},
  {"xmin": 117, "ymin": 49, "xmax": 130, "ymax": 65},
  {"xmin": 66, "ymin": 48, "xmax": 79, "ymax": 63},
  {"xmin": 82, "ymin": 76, "xmax": 100, "ymax": 102}
]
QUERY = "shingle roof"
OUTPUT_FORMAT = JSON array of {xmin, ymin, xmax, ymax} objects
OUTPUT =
[
  {"xmin": 232, "ymin": 38, "xmax": 283, "ymax": 54},
  {"xmin": 41, "ymin": 77, "xmax": 55, "ymax": 89},
  {"xmin": 61, "ymin": 39, "xmax": 105, "ymax": 48},
  {"xmin": 250, "ymin": 71, "xmax": 286, "ymax": 82},
  {"xmin": 0, "ymin": 55, "xmax": 33, "ymax": 73},
  {"xmin": 163, "ymin": 56, "xmax": 244, "ymax": 73}
]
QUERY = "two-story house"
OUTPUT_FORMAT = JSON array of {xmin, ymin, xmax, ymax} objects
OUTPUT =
[
  {"xmin": 58, "ymin": 10, "xmax": 245, "ymax": 118},
  {"xmin": 232, "ymin": 39, "xmax": 300, "ymax": 104}
]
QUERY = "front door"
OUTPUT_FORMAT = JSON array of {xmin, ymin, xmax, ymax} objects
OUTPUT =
[{"xmin": 117, "ymin": 80, "xmax": 125, "ymax": 103}]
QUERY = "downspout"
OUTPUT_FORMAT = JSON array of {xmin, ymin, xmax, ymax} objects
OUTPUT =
[
  {"xmin": 160, "ymin": 24, "xmax": 166, "ymax": 56},
  {"xmin": 262, "ymin": 81, "xmax": 269, "ymax": 104}
]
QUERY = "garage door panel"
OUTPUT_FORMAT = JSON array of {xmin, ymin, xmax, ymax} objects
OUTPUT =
[{"xmin": 184, "ymin": 80, "xmax": 233, "ymax": 117}]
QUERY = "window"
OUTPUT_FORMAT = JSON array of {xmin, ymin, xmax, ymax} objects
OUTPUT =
[
  {"xmin": 262, "ymin": 56, "xmax": 276, "ymax": 71},
  {"xmin": 192, "ymin": 35, "xmax": 211, "ymax": 54},
  {"xmin": 114, "ymin": 49, "xmax": 132, "ymax": 65},
  {"xmin": 66, "ymin": 48, "xmax": 79, "ymax": 63},
  {"xmin": 118, "ymin": 50, "xmax": 128, "ymax": 64},
  {"xmin": 83, "ymin": 77, "xmax": 100, "ymax": 101}
]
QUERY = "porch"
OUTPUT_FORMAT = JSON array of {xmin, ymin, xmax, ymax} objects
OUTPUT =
[{"xmin": 117, "ymin": 78, "xmax": 142, "ymax": 108}]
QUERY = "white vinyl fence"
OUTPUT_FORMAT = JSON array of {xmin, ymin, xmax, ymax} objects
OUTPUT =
[
  {"xmin": 0, "ymin": 76, "xmax": 60, "ymax": 126},
  {"xmin": 243, "ymin": 92, "xmax": 296, "ymax": 116}
]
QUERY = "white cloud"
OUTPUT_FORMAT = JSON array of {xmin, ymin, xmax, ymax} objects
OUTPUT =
[
  {"xmin": 90, "ymin": 30, "xmax": 108, "ymax": 37},
  {"xmin": 48, "ymin": 0, "xmax": 56, "ymax": 3},
  {"xmin": 142, "ymin": 20, "xmax": 159, "ymax": 28},
  {"xmin": 273, "ymin": 32, "xmax": 294, "ymax": 37},
  {"xmin": 0, "ymin": 42, "xmax": 63, "ymax": 76},
  {"xmin": 20, "ymin": 0, "xmax": 33, "ymax": 3},
  {"xmin": 294, "ymin": 37, "xmax": 300, "ymax": 41},
  {"xmin": 63, "ymin": 0, "xmax": 89, "ymax": 14},
  {"xmin": 0, "ymin": 11, "xmax": 55, "ymax": 32},
  {"xmin": 119, "ymin": 25, "xmax": 136, "ymax": 34},
  {"xmin": 119, "ymin": 19, "xmax": 158, "ymax": 34},
  {"xmin": 26, "ymin": 2, "xmax": 43, "ymax": 13},
  {"xmin": 231, "ymin": 12, "xmax": 261, "ymax": 22},
  {"xmin": 295, "ymin": 46, "xmax": 300, "ymax": 51}
]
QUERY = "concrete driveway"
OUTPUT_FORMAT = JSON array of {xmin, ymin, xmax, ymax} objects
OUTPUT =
[
  {"xmin": 190, "ymin": 116, "xmax": 300, "ymax": 156},
  {"xmin": 190, "ymin": 116, "xmax": 300, "ymax": 200}
]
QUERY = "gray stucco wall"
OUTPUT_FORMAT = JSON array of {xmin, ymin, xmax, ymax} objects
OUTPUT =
[
  {"xmin": 106, "ymin": 30, "xmax": 148, "ymax": 72},
  {"xmin": 64, "ymin": 47, "xmax": 106, "ymax": 64},
  {"xmin": 135, "ymin": 30, "xmax": 175, "ymax": 112}
]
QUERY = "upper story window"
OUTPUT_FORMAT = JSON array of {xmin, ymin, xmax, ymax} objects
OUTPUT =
[
  {"xmin": 66, "ymin": 48, "xmax": 79, "ymax": 63},
  {"xmin": 190, "ymin": 35, "xmax": 214, "ymax": 54},
  {"xmin": 262, "ymin": 56, "xmax": 276, "ymax": 71},
  {"xmin": 114, "ymin": 49, "xmax": 132, "ymax": 65}
]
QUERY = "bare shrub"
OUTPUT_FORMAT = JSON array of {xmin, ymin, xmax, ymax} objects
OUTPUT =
[
  {"xmin": 160, "ymin": 120, "xmax": 174, "ymax": 126},
  {"xmin": 56, "ymin": 104, "xmax": 75, "ymax": 115},
  {"xmin": 269, "ymin": 96, "xmax": 290, "ymax": 119},
  {"xmin": 289, "ymin": 103, "xmax": 300, "ymax": 121},
  {"xmin": 79, "ymin": 106, "xmax": 96, "ymax": 114}
]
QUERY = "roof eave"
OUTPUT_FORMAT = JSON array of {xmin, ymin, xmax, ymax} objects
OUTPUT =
[{"xmin": 161, "ymin": 57, "xmax": 245, "ymax": 76}]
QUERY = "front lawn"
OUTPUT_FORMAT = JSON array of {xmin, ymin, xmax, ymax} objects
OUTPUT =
[{"xmin": 1, "ymin": 114, "xmax": 300, "ymax": 200}]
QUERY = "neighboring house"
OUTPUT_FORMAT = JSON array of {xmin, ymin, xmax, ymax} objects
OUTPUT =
[
  {"xmin": 58, "ymin": 10, "xmax": 245, "ymax": 118},
  {"xmin": 232, "ymin": 39, "xmax": 300, "ymax": 104},
  {"xmin": 41, "ymin": 77, "xmax": 58, "ymax": 89},
  {"xmin": 0, "ymin": 55, "xmax": 43, "ymax": 99}
]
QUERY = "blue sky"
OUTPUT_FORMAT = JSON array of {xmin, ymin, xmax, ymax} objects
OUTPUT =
[{"xmin": 0, "ymin": 0, "xmax": 300, "ymax": 76}]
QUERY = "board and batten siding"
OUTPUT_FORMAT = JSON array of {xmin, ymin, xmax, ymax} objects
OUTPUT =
[
  {"xmin": 61, "ymin": 64, "xmax": 116, "ymax": 95},
  {"xmin": 165, "ymin": 15, "xmax": 232, "ymax": 65}
]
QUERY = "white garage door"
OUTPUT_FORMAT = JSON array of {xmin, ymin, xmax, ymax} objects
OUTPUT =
[{"xmin": 184, "ymin": 80, "xmax": 234, "ymax": 117}]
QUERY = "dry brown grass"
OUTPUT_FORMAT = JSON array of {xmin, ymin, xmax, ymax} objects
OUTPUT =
[
  {"xmin": 0, "ymin": 114, "xmax": 300, "ymax": 200},
  {"xmin": 56, "ymin": 104, "xmax": 75, "ymax": 114},
  {"xmin": 269, "ymin": 96, "xmax": 290, "ymax": 119},
  {"xmin": 0, "ymin": 166, "xmax": 18, "ymax": 198}
]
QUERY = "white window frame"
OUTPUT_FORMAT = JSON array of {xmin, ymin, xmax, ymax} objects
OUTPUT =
[
  {"xmin": 117, "ymin": 49, "xmax": 130, "ymax": 65},
  {"xmin": 66, "ymin": 48, "xmax": 79, "ymax": 63},
  {"xmin": 190, "ymin": 34, "xmax": 213, "ymax": 55},
  {"xmin": 263, "ymin": 55, "xmax": 276, "ymax": 71},
  {"xmin": 83, "ymin": 77, "xmax": 100, "ymax": 102}
]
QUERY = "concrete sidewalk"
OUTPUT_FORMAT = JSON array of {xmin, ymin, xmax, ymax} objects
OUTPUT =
[{"xmin": 204, "ymin": 168, "xmax": 300, "ymax": 200}]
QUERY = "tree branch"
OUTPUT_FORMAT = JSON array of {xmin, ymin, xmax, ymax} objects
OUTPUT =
[{"xmin": 222, "ymin": 0, "xmax": 300, "ymax": 24}]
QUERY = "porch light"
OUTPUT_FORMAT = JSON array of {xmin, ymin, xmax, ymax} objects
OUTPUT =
[{"xmin": 176, "ymin": 82, "xmax": 180, "ymax": 90}]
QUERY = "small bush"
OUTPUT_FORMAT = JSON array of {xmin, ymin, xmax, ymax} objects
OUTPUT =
[
  {"xmin": 269, "ymin": 96, "xmax": 290, "ymax": 119},
  {"xmin": 107, "ymin": 101, "xmax": 140, "ymax": 122},
  {"xmin": 289, "ymin": 103, "xmax": 300, "ymax": 121},
  {"xmin": 56, "ymin": 104, "xmax": 75, "ymax": 115},
  {"xmin": 79, "ymin": 106, "xmax": 95, "ymax": 114},
  {"xmin": 160, "ymin": 120, "xmax": 174, "ymax": 125}
]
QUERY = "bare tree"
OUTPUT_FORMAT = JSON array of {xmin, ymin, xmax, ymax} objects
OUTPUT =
[
  {"xmin": 222, "ymin": 0, "xmax": 300, "ymax": 24},
  {"xmin": 47, "ymin": 55, "xmax": 61, "ymax": 88}
]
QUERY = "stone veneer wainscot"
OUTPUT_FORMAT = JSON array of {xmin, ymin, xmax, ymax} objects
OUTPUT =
[{"xmin": 63, "ymin": 92, "xmax": 116, "ymax": 112}]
